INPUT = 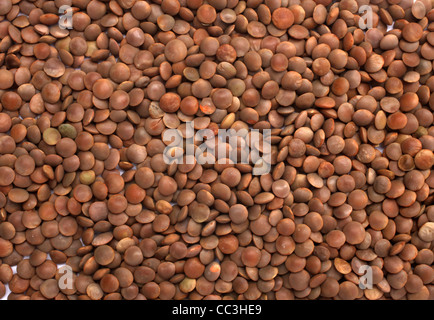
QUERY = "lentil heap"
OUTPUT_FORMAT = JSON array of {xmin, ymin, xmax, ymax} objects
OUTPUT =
[{"xmin": 0, "ymin": 0, "xmax": 433, "ymax": 301}]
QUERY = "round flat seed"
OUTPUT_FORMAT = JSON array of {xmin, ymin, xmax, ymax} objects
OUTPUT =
[
  {"xmin": 43, "ymin": 128, "xmax": 61, "ymax": 146},
  {"xmin": 0, "ymin": 69, "xmax": 14, "ymax": 89},
  {"xmin": 0, "ymin": 167, "xmax": 15, "ymax": 186},
  {"xmin": 165, "ymin": 39, "xmax": 187, "ymax": 63},
  {"xmin": 40, "ymin": 279, "xmax": 60, "ymax": 299},
  {"xmin": 15, "ymin": 155, "xmax": 35, "ymax": 176},
  {"xmin": 94, "ymin": 245, "xmax": 115, "ymax": 266},
  {"xmin": 272, "ymin": 8, "xmax": 294, "ymax": 30},
  {"xmin": 44, "ymin": 58, "xmax": 65, "ymax": 78},
  {"xmin": 8, "ymin": 189, "xmax": 29, "ymax": 203},
  {"xmin": 0, "ymin": 238, "xmax": 13, "ymax": 257}
]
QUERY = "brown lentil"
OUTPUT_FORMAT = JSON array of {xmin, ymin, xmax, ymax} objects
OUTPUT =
[{"xmin": 0, "ymin": 0, "xmax": 431, "ymax": 303}]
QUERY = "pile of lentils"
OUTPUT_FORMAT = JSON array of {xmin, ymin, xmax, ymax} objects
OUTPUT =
[{"xmin": 0, "ymin": 0, "xmax": 433, "ymax": 301}]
